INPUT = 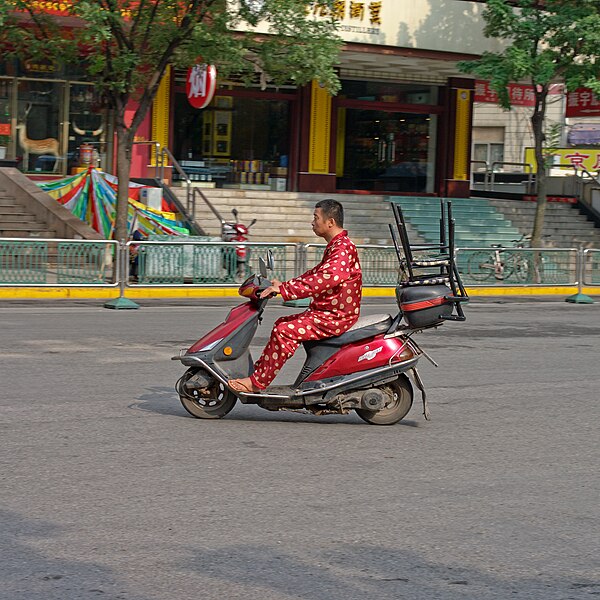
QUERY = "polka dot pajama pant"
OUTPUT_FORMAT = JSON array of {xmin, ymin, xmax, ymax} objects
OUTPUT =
[{"xmin": 250, "ymin": 312, "xmax": 343, "ymax": 390}]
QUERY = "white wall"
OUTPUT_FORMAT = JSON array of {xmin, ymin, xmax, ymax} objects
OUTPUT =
[
  {"xmin": 472, "ymin": 95, "xmax": 565, "ymax": 170},
  {"xmin": 236, "ymin": 0, "xmax": 504, "ymax": 55}
]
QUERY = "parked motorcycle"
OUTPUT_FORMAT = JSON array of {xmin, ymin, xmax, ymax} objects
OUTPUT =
[
  {"xmin": 174, "ymin": 209, "xmax": 469, "ymax": 424},
  {"xmin": 221, "ymin": 208, "xmax": 256, "ymax": 283}
]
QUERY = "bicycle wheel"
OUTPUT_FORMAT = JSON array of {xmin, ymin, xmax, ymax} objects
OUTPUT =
[
  {"xmin": 499, "ymin": 252, "xmax": 514, "ymax": 281},
  {"xmin": 467, "ymin": 251, "xmax": 494, "ymax": 282},
  {"xmin": 513, "ymin": 255, "xmax": 530, "ymax": 283}
]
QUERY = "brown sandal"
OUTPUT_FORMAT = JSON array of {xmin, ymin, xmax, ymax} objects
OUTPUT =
[{"xmin": 228, "ymin": 379, "xmax": 256, "ymax": 393}]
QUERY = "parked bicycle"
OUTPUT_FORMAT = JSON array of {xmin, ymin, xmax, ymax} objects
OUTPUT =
[{"xmin": 467, "ymin": 235, "xmax": 531, "ymax": 282}]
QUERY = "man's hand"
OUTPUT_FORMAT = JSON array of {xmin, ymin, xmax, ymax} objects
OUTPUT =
[{"xmin": 260, "ymin": 278, "xmax": 282, "ymax": 299}]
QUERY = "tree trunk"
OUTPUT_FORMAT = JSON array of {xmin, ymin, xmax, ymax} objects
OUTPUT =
[
  {"xmin": 530, "ymin": 88, "xmax": 548, "ymax": 249},
  {"xmin": 530, "ymin": 88, "xmax": 548, "ymax": 284},
  {"xmin": 114, "ymin": 121, "xmax": 133, "ymax": 243}
]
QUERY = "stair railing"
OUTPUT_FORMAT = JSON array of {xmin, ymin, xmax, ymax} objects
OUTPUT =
[
  {"xmin": 192, "ymin": 187, "xmax": 225, "ymax": 228},
  {"xmin": 470, "ymin": 160, "xmax": 490, "ymax": 190},
  {"xmin": 490, "ymin": 161, "xmax": 535, "ymax": 194},
  {"xmin": 576, "ymin": 166, "xmax": 600, "ymax": 186},
  {"xmin": 157, "ymin": 146, "xmax": 192, "ymax": 212}
]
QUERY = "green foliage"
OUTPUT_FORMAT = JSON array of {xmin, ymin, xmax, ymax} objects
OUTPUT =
[
  {"xmin": 458, "ymin": 0, "xmax": 600, "ymax": 247},
  {"xmin": 459, "ymin": 0, "xmax": 600, "ymax": 108},
  {"xmin": 0, "ymin": 0, "xmax": 342, "ymax": 104},
  {"xmin": 542, "ymin": 121, "xmax": 562, "ymax": 170},
  {"xmin": 0, "ymin": 134, "xmax": 9, "ymax": 146}
]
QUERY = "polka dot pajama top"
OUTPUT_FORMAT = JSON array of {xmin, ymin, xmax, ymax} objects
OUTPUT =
[{"xmin": 250, "ymin": 230, "xmax": 362, "ymax": 390}]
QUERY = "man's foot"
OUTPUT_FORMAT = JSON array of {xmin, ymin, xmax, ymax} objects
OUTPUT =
[{"xmin": 228, "ymin": 377, "xmax": 261, "ymax": 394}]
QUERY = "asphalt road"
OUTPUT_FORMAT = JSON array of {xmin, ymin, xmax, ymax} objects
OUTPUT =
[{"xmin": 0, "ymin": 297, "xmax": 599, "ymax": 600}]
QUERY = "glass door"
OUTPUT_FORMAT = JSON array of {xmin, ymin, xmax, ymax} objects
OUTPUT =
[{"xmin": 336, "ymin": 109, "xmax": 437, "ymax": 193}]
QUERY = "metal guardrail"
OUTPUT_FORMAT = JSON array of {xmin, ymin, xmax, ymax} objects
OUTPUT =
[
  {"xmin": 0, "ymin": 239, "xmax": 119, "ymax": 286},
  {"xmin": 1, "ymin": 239, "xmax": 599, "ymax": 290},
  {"xmin": 457, "ymin": 247, "xmax": 578, "ymax": 286},
  {"xmin": 127, "ymin": 241, "xmax": 297, "ymax": 286},
  {"xmin": 304, "ymin": 243, "xmax": 400, "ymax": 286},
  {"xmin": 583, "ymin": 249, "xmax": 600, "ymax": 286}
]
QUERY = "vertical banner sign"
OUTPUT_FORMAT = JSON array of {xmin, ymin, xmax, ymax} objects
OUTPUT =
[
  {"xmin": 308, "ymin": 81, "xmax": 332, "ymax": 174},
  {"xmin": 453, "ymin": 89, "xmax": 472, "ymax": 180},
  {"xmin": 151, "ymin": 65, "xmax": 171, "ymax": 165},
  {"xmin": 186, "ymin": 64, "xmax": 217, "ymax": 109}
]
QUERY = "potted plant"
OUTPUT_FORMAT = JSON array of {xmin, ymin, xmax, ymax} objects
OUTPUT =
[{"xmin": 0, "ymin": 134, "xmax": 9, "ymax": 160}]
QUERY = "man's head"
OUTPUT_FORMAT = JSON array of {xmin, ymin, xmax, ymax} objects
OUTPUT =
[{"xmin": 312, "ymin": 199, "xmax": 344, "ymax": 241}]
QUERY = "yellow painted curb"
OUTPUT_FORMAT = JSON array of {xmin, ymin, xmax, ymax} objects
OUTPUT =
[{"xmin": 0, "ymin": 286, "xmax": 597, "ymax": 300}]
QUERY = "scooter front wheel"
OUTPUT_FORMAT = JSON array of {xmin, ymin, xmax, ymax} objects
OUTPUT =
[
  {"xmin": 177, "ymin": 369, "xmax": 237, "ymax": 419},
  {"xmin": 355, "ymin": 375, "xmax": 413, "ymax": 426}
]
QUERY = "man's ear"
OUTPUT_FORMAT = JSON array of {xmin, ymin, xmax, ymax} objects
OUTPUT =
[{"xmin": 327, "ymin": 218, "xmax": 336, "ymax": 229}]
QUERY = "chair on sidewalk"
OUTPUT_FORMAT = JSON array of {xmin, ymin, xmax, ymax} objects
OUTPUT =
[{"xmin": 389, "ymin": 199, "xmax": 468, "ymax": 322}]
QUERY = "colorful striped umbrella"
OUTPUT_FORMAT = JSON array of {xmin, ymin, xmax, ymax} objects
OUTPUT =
[{"xmin": 37, "ymin": 167, "xmax": 190, "ymax": 239}]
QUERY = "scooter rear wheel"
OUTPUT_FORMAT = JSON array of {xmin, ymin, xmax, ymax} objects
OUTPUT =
[
  {"xmin": 355, "ymin": 375, "xmax": 413, "ymax": 426},
  {"xmin": 177, "ymin": 369, "xmax": 237, "ymax": 419}
]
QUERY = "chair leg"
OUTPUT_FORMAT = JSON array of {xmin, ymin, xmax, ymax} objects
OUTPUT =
[{"xmin": 392, "ymin": 202, "xmax": 415, "ymax": 280}]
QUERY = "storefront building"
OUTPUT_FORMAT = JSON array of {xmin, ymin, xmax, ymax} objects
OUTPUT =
[{"xmin": 0, "ymin": 1, "xmax": 502, "ymax": 197}]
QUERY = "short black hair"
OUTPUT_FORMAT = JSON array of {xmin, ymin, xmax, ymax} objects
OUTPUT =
[{"xmin": 315, "ymin": 199, "xmax": 344, "ymax": 227}]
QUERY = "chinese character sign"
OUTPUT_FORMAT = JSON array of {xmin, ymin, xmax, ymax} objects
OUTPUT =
[
  {"xmin": 310, "ymin": 0, "xmax": 383, "ymax": 30},
  {"xmin": 186, "ymin": 64, "xmax": 217, "ymax": 109},
  {"xmin": 566, "ymin": 88, "xmax": 600, "ymax": 118},
  {"xmin": 524, "ymin": 147, "xmax": 600, "ymax": 173},
  {"xmin": 474, "ymin": 81, "xmax": 537, "ymax": 107}
]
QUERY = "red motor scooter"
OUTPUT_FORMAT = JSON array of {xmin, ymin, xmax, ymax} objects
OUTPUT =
[
  {"xmin": 221, "ymin": 208, "xmax": 256, "ymax": 283},
  {"xmin": 173, "ymin": 202, "xmax": 469, "ymax": 425}
]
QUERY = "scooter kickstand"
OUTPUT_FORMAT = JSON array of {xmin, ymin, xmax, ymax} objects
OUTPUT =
[{"xmin": 411, "ymin": 367, "xmax": 430, "ymax": 421}]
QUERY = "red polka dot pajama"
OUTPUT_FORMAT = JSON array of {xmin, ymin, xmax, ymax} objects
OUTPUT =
[{"xmin": 250, "ymin": 230, "xmax": 362, "ymax": 390}]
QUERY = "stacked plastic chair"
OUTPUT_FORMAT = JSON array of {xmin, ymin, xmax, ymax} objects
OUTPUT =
[{"xmin": 390, "ymin": 199, "xmax": 468, "ymax": 322}]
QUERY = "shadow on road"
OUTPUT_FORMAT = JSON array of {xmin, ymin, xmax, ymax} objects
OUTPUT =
[
  {"xmin": 180, "ymin": 541, "xmax": 599, "ymax": 600},
  {"xmin": 131, "ymin": 386, "xmax": 422, "ymax": 428},
  {"xmin": 0, "ymin": 509, "xmax": 146, "ymax": 600}
]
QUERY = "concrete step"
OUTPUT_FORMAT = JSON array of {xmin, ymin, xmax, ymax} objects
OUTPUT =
[
  {"xmin": 0, "ymin": 197, "xmax": 23, "ymax": 208},
  {"xmin": 0, "ymin": 205, "xmax": 29, "ymax": 215},
  {"xmin": 505, "ymin": 214, "xmax": 592, "ymax": 224},
  {"xmin": 0, "ymin": 230, "xmax": 57, "ymax": 238},
  {"xmin": 174, "ymin": 188, "xmax": 419, "ymax": 245},
  {"xmin": 1, "ymin": 211, "xmax": 43, "ymax": 223}
]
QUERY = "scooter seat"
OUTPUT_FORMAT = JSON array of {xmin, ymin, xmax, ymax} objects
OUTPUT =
[
  {"xmin": 305, "ymin": 313, "xmax": 393, "ymax": 348},
  {"xmin": 296, "ymin": 314, "xmax": 393, "ymax": 386}
]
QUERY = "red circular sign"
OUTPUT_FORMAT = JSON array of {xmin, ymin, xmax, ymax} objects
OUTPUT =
[{"xmin": 186, "ymin": 64, "xmax": 217, "ymax": 109}]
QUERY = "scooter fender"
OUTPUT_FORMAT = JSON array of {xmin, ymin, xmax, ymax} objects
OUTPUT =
[
  {"xmin": 186, "ymin": 302, "xmax": 259, "ymax": 357},
  {"xmin": 305, "ymin": 335, "xmax": 415, "ymax": 381}
]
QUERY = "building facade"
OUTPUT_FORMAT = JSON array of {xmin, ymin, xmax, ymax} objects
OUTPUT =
[{"xmin": 0, "ymin": 1, "xmax": 505, "ymax": 197}]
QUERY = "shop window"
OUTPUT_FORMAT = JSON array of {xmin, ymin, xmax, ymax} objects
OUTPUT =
[
  {"xmin": 68, "ymin": 84, "xmax": 109, "ymax": 174},
  {"xmin": 16, "ymin": 79, "xmax": 63, "ymax": 174},
  {"xmin": 0, "ymin": 79, "xmax": 13, "ymax": 161},
  {"xmin": 337, "ymin": 109, "xmax": 437, "ymax": 193},
  {"xmin": 173, "ymin": 92, "xmax": 291, "ymax": 189},
  {"xmin": 473, "ymin": 142, "xmax": 504, "ymax": 169}
]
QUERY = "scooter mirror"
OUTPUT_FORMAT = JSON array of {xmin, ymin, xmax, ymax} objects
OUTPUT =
[
  {"xmin": 232, "ymin": 208, "xmax": 238, "ymax": 220},
  {"xmin": 258, "ymin": 257, "xmax": 268, "ymax": 278},
  {"xmin": 266, "ymin": 249, "xmax": 275, "ymax": 271},
  {"xmin": 249, "ymin": 219, "xmax": 257, "ymax": 226}
]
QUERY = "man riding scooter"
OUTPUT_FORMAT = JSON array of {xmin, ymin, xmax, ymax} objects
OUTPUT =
[{"xmin": 228, "ymin": 199, "xmax": 362, "ymax": 394}]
